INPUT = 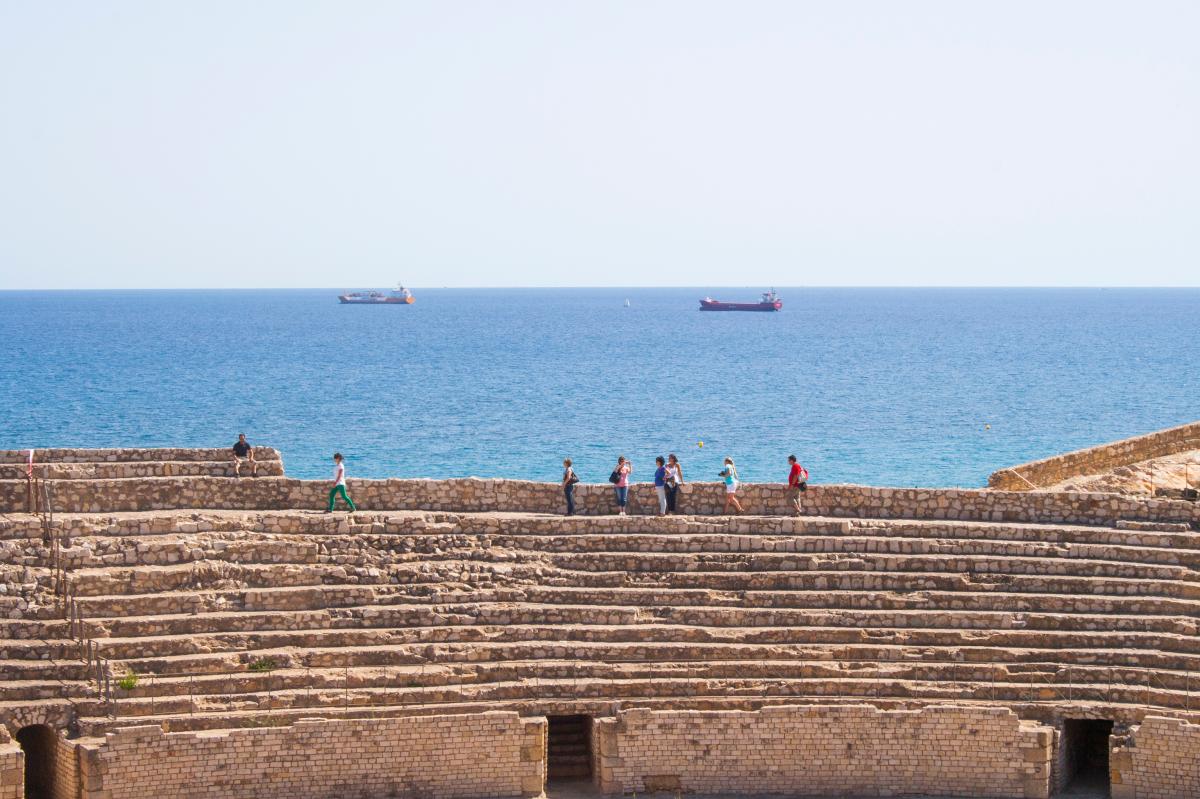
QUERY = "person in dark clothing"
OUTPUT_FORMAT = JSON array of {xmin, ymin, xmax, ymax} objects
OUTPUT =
[
  {"xmin": 653, "ymin": 456, "xmax": 668, "ymax": 516},
  {"xmin": 232, "ymin": 434, "xmax": 256, "ymax": 477},
  {"xmin": 562, "ymin": 458, "xmax": 578, "ymax": 516},
  {"xmin": 665, "ymin": 453, "xmax": 684, "ymax": 514}
]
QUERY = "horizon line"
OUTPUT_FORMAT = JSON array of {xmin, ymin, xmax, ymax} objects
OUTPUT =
[{"xmin": 3, "ymin": 285, "xmax": 1199, "ymax": 292}]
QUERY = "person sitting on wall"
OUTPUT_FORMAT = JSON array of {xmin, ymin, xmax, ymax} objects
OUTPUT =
[{"xmin": 232, "ymin": 433, "xmax": 256, "ymax": 477}]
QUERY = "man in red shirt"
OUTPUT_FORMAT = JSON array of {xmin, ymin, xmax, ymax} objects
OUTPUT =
[{"xmin": 787, "ymin": 455, "xmax": 808, "ymax": 515}]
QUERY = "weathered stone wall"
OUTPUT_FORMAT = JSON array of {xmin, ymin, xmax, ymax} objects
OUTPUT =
[
  {"xmin": 1051, "ymin": 721, "xmax": 1077, "ymax": 796},
  {"xmin": 1111, "ymin": 716, "xmax": 1200, "ymax": 799},
  {"xmin": 989, "ymin": 421, "xmax": 1200, "ymax": 490},
  {"xmin": 49, "ymin": 728, "xmax": 79, "ymax": 799},
  {"xmin": 0, "ymin": 448, "xmax": 282, "ymax": 464},
  {"xmin": 0, "ymin": 728, "xmax": 21, "ymax": 799},
  {"xmin": 75, "ymin": 712, "xmax": 544, "ymax": 799},
  {"xmin": 3, "ymin": 474, "xmax": 1198, "ymax": 527},
  {"xmin": 0, "ymin": 460, "xmax": 284, "ymax": 481},
  {"xmin": 593, "ymin": 704, "xmax": 1053, "ymax": 798}
]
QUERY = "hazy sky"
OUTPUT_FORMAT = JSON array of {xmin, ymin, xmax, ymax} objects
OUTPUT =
[{"xmin": 1, "ymin": 1, "xmax": 1196, "ymax": 289}]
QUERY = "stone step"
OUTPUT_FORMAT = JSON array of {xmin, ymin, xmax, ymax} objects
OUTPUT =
[
  {"xmin": 495, "ymin": 533, "xmax": 1200, "ymax": 569},
  {"xmin": 0, "ymin": 678, "xmax": 94, "ymax": 701},
  {"xmin": 6, "ymin": 510, "xmax": 1195, "ymax": 551},
  {"xmin": 78, "ymin": 673, "xmax": 1200, "ymax": 724},
  {"xmin": 0, "ymin": 619, "xmax": 72, "ymax": 641},
  {"xmin": 538, "ymin": 569, "xmax": 1200, "ymax": 599},
  {"xmin": 62, "ymin": 556, "xmax": 1200, "ymax": 601},
  {"xmin": 0, "ymin": 657, "xmax": 90, "ymax": 681},
  {"xmin": 75, "ymin": 693, "xmax": 1185, "ymax": 738},
  {"xmin": 47, "ymin": 535, "xmax": 1200, "ymax": 591},
  {"xmin": 114, "ymin": 639, "xmax": 1200, "ymax": 680},
  {"xmin": 69, "ymin": 582, "xmax": 1199, "ymax": 622},
  {"xmin": 68, "ymin": 569, "xmax": 1200, "ymax": 615},
  {"xmin": 66, "ymin": 562, "xmax": 347, "ymax": 596},
  {"xmin": 58, "ymin": 528, "xmax": 1200, "ymax": 570},
  {"xmin": 89, "ymin": 622, "xmax": 1200, "ymax": 661},
  {"xmin": 544, "ymin": 551, "xmax": 1197, "ymax": 582},
  {"xmin": 104, "ymin": 660, "xmax": 1200, "ymax": 703},
  {"xmin": 0, "ymin": 639, "xmax": 81, "ymax": 661},
  {"xmin": 78, "ymin": 601, "xmax": 1198, "ymax": 642},
  {"xmin": 60, "ymin": 535, "xmax": 319, "ymax": 569}
]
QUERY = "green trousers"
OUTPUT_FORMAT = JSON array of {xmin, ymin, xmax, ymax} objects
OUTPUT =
[{"xmin": 328, "ymin": 484, "xmax": 356, "ymax": 512}]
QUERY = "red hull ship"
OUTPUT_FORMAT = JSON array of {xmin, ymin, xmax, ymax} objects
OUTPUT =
[{"xmin": 699, "ymin": 289, "xmax": 782, "ymax": 312}]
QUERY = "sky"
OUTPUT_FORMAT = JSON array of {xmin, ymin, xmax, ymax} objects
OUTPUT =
[{"xmin": 0, "ymin": 1, "xmax": 1197, "ymax": 289}]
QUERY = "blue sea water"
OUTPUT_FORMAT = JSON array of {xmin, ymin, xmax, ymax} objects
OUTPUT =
[{"xmin": 2, "ymin": 288, "xmax": 1197, "ymax": 487}]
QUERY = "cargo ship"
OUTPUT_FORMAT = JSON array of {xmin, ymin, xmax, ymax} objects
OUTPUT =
[
  {"xmin": 338, "ymin": 284, "xmax": 414, "ymax": 305},
  {"xmin": 699, "ymin": 289, "xmax": 782, "ymax": 312}
]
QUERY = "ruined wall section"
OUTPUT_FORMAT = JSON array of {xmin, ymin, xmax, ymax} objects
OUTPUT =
[
  {"xmin": 1111, "ymin": 716, "xmax": 1200, "ymax": 799},
  {"xmin": 0, "ymin": 448, "xmax": 283, "ymax": 464},
  {"xmin": 49, "ymin": 728, "xmax": 79, "ymax": 799},
  {"xmin": 75, "ymin": 712, "xmax": 544, "ymax": 799},
  {"xmin": 594, "ymin": 704, "xmax": 1053, "ymax": 799},
  {"xmin": 989, "ymin": 421, "xmax": 1200, "ymax": 491}
]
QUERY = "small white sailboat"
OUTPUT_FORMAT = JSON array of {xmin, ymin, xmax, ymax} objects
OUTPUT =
[{"xmin": 623, "ymin": 298, "xmax": 631, "ymax": 308}]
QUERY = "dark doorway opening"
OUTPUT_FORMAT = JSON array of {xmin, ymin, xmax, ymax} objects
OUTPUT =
[
  {"xmin": 16, "ymin": 724, "xmax": 57, "ymax": 799},
  {"xmin": 1059, "ymin": 719, "xmax": 1113, "ymax": 797},
  {"xmin": 547, "ymin": 715, "xmax": 593, "ymax": 782}
]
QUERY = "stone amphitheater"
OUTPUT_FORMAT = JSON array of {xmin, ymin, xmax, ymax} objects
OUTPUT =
[{"xmin": 1, "ymin": 421, "xmax": 1199, "ymax": 799}]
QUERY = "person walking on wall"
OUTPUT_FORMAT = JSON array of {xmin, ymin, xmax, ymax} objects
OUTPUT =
[
  {"xmin": 665, "ymin": 453, "xmax": 684, "ymax": 514},
  {"xmin": 232, "ymin": 433, "xmax": 256, "ymax": 477},
  {"xmin": 610, "ymin": 456, "xmax": 632, "ymax": 515},
  {"xmin": 562, "ymin": 458, "xmax": 579, "ymax": 516},
  {"xmin": 653, "ymin": 456, "xmax": 668, "ymax": 516},
  {"xmin": 719, "ymin": 457, "xmax": 744, "ymax": 514},
  {"xmin": 787, "ymin": 455, "xmax": 809, "ymax": 515},
  {"xmin": 326, "ymin": 453, "xmax": 357, "ymax": 513}
]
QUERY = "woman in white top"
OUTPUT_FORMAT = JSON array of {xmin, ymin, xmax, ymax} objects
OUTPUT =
[
  {"xmin": 719, "ymin": 457, "xmax": 744, "ymax": 514},
  {"xmin": 665, "ymin": 453, "xmax": 684, "ymax": 515},
  {"xmin": 326, "ymin": 452, "xmax": 357, "ymax": 513}
]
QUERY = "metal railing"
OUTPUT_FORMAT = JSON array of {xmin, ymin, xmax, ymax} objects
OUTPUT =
[
  {"xmin": 71, "ymin": 599, "xmax": 114, "ymax": 709},
  {"xmin": 34, "ymin": 477, "xmax": 116, "ymax": 712}
]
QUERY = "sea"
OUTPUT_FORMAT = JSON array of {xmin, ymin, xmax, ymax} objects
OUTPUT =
[{"xmin": 2, "ymin": 288, "xmax": 1197, "ymax": 487}]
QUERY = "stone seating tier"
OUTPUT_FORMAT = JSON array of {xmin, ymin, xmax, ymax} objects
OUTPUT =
[{"xmin": 2, "ymin": 510, "xmax": 1198, "ymax": 740}]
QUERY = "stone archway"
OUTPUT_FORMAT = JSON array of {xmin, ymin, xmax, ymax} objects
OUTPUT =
[{"xmin": 15, "ymin": 724, "xmax": 59, "ymax": 799}]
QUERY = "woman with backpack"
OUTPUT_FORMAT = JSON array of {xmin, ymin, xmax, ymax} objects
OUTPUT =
[
  {"xmin": 787, "ymin": 454, "xmax": 809, "ymax": 515},
  {"xmin": 719, "ymin": 457, "xmax": 744, "ymax": 514}
]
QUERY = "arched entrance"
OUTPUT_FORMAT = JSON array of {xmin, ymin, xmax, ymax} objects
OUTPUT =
[{"xmin": 15, "ymin": 724, "xmax": 57, "ymax": 799}]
